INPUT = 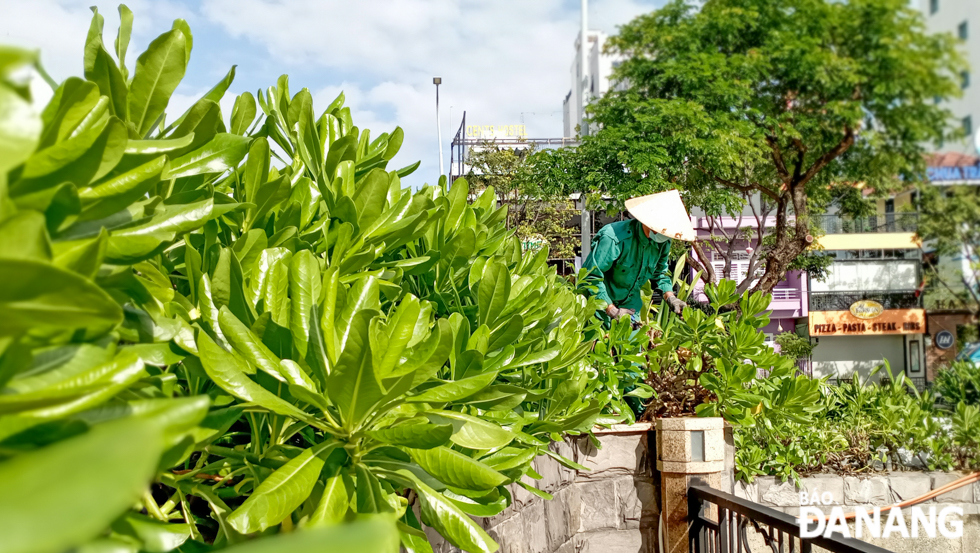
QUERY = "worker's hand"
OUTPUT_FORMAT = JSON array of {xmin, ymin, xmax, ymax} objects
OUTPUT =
[
  {"xmin": 605, "ymin": 305, "xmax": 635, "ymax": 319},
  {"xmin": 665, "ymin": 293, "xmax": 687, "ymax": 315}
]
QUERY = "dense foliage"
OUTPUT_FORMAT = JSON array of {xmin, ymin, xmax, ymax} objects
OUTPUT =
[
  {"xmin": 527, "ymin": 0, "xmax": 964, "ymax": 294},
  {"xmin": 736, "ymin": 363, "xmax": 980, "ymax": 484},
  {"xmin": 919, "ymin": 185, "xmax": 980, "ymax": 320},
  {"xmin": 464, "ymin": 142, "xmax": 578, "ymax": 261},
  {"xmin": 934, "ymin": 361, "xmax": 980, "ymax": 407},
  {"xmin": 773, "ymin": 332, "xmax": 815, "ymax": 361},
  {"xmin": 0, "ymin": 8, "xmax": 607, "ymax": 553}
]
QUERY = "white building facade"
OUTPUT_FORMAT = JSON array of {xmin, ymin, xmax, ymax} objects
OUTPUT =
[
  {"xmin": 918, "ymin": 0, "xmax": 979, "ymax": 153},
  {"xmin": 562, "ymin": 30, "xmax": 622, "ymax": 138}
]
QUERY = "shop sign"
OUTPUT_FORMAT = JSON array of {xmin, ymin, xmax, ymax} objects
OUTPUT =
[
  {"xmin": 935, "ymin": 330, "xmax": 955, "ymax": 350},
  {"xmin": 521, "ymin": 234, "xmax": 547, "ymax": 253},
  {"xmin": 849, "ymin": 299, "xmax": 884, "ymax": 319},
  {"xmin": 466, "ymin": 124, "xmax": 527, "ymax": 140},
  {"xmin": 809, "ymin": 309, "xmax": 925, "ymax": 336}
]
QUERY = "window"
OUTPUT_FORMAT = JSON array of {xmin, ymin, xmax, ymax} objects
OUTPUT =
[
  {"xmin": 909, "ymin": 340, "xmax": 921, "ymax": 374},
  {"xmin": 930, "ymin": 0, "xmax": 939, "ymax": 14},
  {"xmin": 959, "ymin": 21, "xmax": 969, "ymax": 40},
  {"xmin": 964, "ymin": 115, "xmax": 974, "ymax": 137},
  {"xmin": 962, "ymin": 71, "xmax": 971, "ymax": 89}
]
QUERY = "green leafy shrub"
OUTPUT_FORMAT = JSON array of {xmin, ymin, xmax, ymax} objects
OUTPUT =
[
  {"xmin": 0, "ymin": 6, "xmax": 605, "ymax": 553},
  {"xmin": 934, "ymin": 360, "xmax": 980, "ymax": 406},
  {"xmin": 774, "ymin": 331, "xmax": 814, "ymax": 360},
  {"xmin": 734, "ymin": 361, "xmax": 980, "ymax": 484}
]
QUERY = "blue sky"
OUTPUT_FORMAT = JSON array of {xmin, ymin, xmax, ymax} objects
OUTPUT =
[{"xmin": 1, "ymin": 0, "xmax": 664, "ymax": 186}]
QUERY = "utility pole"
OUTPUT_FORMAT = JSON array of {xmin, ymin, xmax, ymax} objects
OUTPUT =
[
  {"xmin": 579, "ymin": 0, "xmax": 592, "ymax": 262},
  {"xmin": 434, "ymin": 77, "xmax": 444, "ymax": 178}
]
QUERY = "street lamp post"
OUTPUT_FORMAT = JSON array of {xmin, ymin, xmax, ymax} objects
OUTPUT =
[{"xmin": 433, "ymin": 77, "xmax": 444, "ymax": 178}]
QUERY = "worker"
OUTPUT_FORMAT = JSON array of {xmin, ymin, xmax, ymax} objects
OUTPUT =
[{"xmin": 583, "ymin": 189, "xmax": 697, "ymax": 324}]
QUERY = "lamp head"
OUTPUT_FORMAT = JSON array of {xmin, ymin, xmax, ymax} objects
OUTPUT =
[{"xmin": 433, "ymin": 77, "xmax": 442, "ymax": 85}]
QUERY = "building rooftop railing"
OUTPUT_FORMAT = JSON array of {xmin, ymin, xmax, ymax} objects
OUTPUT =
[
  {"xmin": 814, "ymin": 212, "xmax": 918, "ymax": 234},
  {"xmin": 810, "ymin": 290, "xmax": 921, "ymax": 311}
]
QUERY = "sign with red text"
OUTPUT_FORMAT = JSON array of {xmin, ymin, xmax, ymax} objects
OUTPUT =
[{"xmin": 809, "ymin": 309, "xmax": 925, "ymax": 336}]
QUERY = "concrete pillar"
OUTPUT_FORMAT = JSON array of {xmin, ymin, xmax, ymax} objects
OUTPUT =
[{"xmin": 655, "ymin": 417, "xmax": 726, "ymax": 553}]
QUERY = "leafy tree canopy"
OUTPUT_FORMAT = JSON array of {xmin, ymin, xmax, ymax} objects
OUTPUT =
[{"xmin": 543, "ymin": 0, "xmax": 964, "ymax": 292}]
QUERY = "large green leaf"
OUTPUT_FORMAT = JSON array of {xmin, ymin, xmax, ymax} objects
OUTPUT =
[
  {"xmin": 83, "ymin": 8, "xmax": 128, "ymax": 120},
  {"xmin": 0, "ymin": 48, "xmax": 41, "ymax": 173},
  {"xmin": 407, "ymin": 446, "xmax": 507, "ymax": 490},
  {"xmin": 110, "ymin": 512, "xmax": 190, "ymax": 553},
  {"xmin": 196, "ymin": 329, "xmax": 318, "ymax": 425},
  {"xmin": 407, "ymin": 371, "xmax": 496, "ymax": 404},
  {"xmin": 425, "ymin": 410, "xmax": 515, "ymax": 450},
  {"xmin": 0, "ymin": 258, "xmax": 121, "ymax": 337},
  {"xmin": 227, "ymin": 442, "xmax": 337, "ymax": 534},
  {"xmin": 289, "ymin": 250, "xmax": 320, "ymax": 359},
  {"xmin": 376, "ymin": 294, "xmax": 420, "ymax": 377},
  {"xmin": 78, "ymin": 156, "xmax": 166, "ymax": 221},
  {"xmin": 167, "ymin": 133, "xmax": 250, "ymax": 178},
  {"xmin": 368, "ymin": 422, "xmax": 452, "ymax": 449},
  {"xmin": 220, "ymin": 518, "xmax": 399, "ymax": 553},
  {"xmin": 477, "ymin": 261, "xmax": 510, "ymax": 327},
  {"xmin": 307, "ymin": 474, "xmax": 348, "ymax": 527},
  {"xmin": 0, "ymin": 417, "xmax": 163, "ymax": 553},
  {"xmin": 231, "ymin": 92, "xmax": 257, "ymax": 135},
  {"xmin": 0, "ymin": 211, "xmax": 52, "ymax": 261},
  {"xmin": 217, "ymin": 307, "xmax": 286, "ymax": 383},
  {"xmin": 402, "ymin": 472, "xmax": 498, "ymax": 553},
  {"xmin": 325, "ymin": 311, "xmax": 382, "ymax": 429},
  {"xmin": 128, "ymin": 27, "xmax": 187, "ymax": 136}
]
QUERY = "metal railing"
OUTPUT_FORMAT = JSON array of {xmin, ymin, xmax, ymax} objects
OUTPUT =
[
  {"xmin": 809, "ymin": 290, "xmax": 921, "ymax": 311},
  {"xmin": 813, "ymin": 212, "xmax": 918, "ymax": 234},
  {"xmin": 689, "ymin": 485, "xmax": 894, "ymax": 553},
  {"xmin": 771, "ymin": 288, "xmax": 802, "ymax": 301}
]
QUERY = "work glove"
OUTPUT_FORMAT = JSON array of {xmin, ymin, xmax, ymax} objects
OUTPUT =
[
  {"xmin": 606, "ymin": 305, "xmax": 635, "ymax": 320},
  {"xmin": 666, "ymin": 294, "xmax": 687, "ymax": 315}
]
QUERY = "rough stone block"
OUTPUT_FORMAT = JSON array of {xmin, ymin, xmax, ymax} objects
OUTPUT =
[
  {"xmin": 800, "ymin": 474, "xmax": 844, "ymax": 505},
  {"xmin": 889, "ymin": 472, "xmax": 933, "ymax": 503},
  {"xmin": 521, "ymin": 500, "xmax": 547, "ymax": 553},
  {"xmin": 550, "ymin": 438, "xmax": 578, "ymax": 487},
  {"xmin": 932, "ymin": 472, "xmax": 973, "ymax": 504},
  {"xmin": 844, "ymin": 476, "xmax": 890, "ymax": 505},
  {"xmin": 533, "ymin": 454, "xmax": 564, "ymax": 494},
  {"xmin": 576, "ymin": 479, "xmax": 620, "ymax": 532},
  {"xmin": 576, "ymin": 432, "xmax": 649, "ymax": 480},
  {"xmin": 487, "ymin": 513, "xmax": 526, "ymax": 553},
  {"xmin": 656, "ymin": 417, "xmax": 724, "ymax": 431},
  {"xmin": 553, "ymin": 540, "xmax": 576, "ymax": 553},
  {"xmin": 759, "ymin": 479, "xmax": 800, "ymax": 507},
  {"xmin": 511, "ymin": 478, "xmax": 538, "ymax": 508},
  {"xmin": 734, "ymin": 480, "xmax": 759, "ymax": 502},
  {"xmin": 574, "ymin": 529, "xmax": 646, "ymax": 553},
  {"xmin": 545, "ymin": 486, "xmax": 571, "ymax": 550}
]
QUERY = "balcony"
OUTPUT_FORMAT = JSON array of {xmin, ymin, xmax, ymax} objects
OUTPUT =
[
  {"xmin": 809, "ymin": 290, "xmax": 921, "ymax": 311},
  {"xmin": 813, "ymin": 212, "xmax": 918, "ymax": 234}
]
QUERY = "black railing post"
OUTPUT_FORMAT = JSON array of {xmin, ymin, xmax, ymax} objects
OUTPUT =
[{"xmin": 689, "ymin": 487, "xmax": 703, "ymax": 553}]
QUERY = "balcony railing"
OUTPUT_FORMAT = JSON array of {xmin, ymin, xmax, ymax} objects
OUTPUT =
[
  {"xmin": 814, "ymin": 212, "xmax": 918, "ymax": 234},
  {"xmin": 770, "ymin": 288, "xmax": 801, "ymax": 301},
  {"xmin": 809, "ymin": 290, "xmax": 921, "ymax": 311}
]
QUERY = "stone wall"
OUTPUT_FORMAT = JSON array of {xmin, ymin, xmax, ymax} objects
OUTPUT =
[
  {"xmin": 737, "ymin": 472, "xmax": 980, "ymax": 552},
  {"xmin": 425, "ymin": 424, "xmax": 660, "ymax": 553}
]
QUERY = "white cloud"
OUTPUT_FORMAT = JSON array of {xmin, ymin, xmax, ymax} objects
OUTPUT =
[
  {"xmin": 1, "ymin": 0, "xmax": 664, "ymax": 186},
  {"xmin": 200, "ymin": 0, "xmax": 662, "ymax": 185}
]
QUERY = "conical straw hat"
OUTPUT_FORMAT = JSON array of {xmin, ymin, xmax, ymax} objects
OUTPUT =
[{"xmin": 624, "ymin": 189, "xmax": 696, "ymax": 242}]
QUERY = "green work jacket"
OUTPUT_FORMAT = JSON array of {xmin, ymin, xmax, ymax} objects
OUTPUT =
[{"xmin": 583, "ymin": 219, "xmax": 673, "ymax": 317}]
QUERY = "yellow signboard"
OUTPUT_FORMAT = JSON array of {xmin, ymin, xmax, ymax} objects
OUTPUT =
[
  {"xmin": 809, "ymin": 309, "xmax": 925, "ymax": 336},
  {"xmin": 849, "ymin": 300, "xmax": 884, "ymax": 319},
  {"xmin": 466, "ymin": 125, "xmax": 527, "ymax": 140}
]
